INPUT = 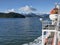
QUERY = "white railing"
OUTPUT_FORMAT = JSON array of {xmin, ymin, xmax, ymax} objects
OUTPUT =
[{"xmin": 42, "ymin": 20, "xmax": 56, "ymax": 30}]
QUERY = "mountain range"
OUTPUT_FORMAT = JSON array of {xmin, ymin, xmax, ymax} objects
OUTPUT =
[
  {"xmin": 0, "ymin": 12, "xmax": 25, "ymax": 18},
  {"xmin": 0, "ymin": 12, "xmax": 49, "ymax": 18},
  {"xmin": 23, "ymin": 13, "xmax": 49, "ymax": 18}
]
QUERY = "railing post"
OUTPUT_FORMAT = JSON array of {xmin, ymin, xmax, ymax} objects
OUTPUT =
[
  {"xmin": 42, "ymin": 31, "xmax": 44, "ymax": 45},
  {"xmin": 53, "ymin": 31, "xmax": 57, "ymax": 45}
]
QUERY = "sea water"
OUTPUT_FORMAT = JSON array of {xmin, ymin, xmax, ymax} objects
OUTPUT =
[{"xmin": 0, "ymin": 17, "xmax": 42, "ymax": 45}]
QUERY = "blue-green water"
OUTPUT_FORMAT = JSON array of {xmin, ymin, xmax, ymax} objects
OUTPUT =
[{"xmin": 0, "ymin": 17, "xmax": 42, "ymax": 45}]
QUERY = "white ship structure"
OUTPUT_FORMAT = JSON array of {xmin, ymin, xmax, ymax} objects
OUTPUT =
[{"xmin": 42, "ymin": 3, "xmax": 60, "ymax": 45}]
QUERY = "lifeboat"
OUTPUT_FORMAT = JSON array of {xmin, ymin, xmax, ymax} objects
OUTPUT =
[
  {"xmin": 49, "ymin": 8, "xmax": 58, "ymax": 21},
  {"xmin": 50, "ymin": 8, "xmax": 58, "ymax": 14}
]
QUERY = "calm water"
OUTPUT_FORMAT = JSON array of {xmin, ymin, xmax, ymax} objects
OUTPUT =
[{"xmin": 0, "ymin": 17, "xmax": 42, "ymax": 45}]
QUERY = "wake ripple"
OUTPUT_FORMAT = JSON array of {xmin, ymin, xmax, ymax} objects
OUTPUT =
[{"xmin": 22, "ymin": 36, "xmax": 42, "ymax": 45}]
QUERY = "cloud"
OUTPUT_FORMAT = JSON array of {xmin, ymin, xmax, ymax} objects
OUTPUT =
[
  {"xmin": 19, "ymin": 5, "xmax": 37, "ymax": 12},
  {"xmin": 5, "ymin": 9, "xmax": 15, "ymax": 13}
]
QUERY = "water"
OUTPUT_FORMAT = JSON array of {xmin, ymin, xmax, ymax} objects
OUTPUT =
[{"xmin": 0, "ymin": 17, "xmax": 42, "ymax": 45}]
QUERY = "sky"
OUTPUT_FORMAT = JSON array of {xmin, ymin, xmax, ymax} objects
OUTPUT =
[{"xmin": 0, "ymin": 0, "xmax": 60, "ymax": 13}]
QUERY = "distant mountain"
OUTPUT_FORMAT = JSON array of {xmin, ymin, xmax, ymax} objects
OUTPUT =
[
  {"xmin": 0, "ymin": 12, "xmax": 25, "ymax": 18},
  {"xmin": 40, "ymin": 14, "xmax": 49, "ymax": 18},
  {"xmin": 24, "ymin": 13, "xmax": 42, "ymax": 17},
  {"xmin": 24, "ymin": 12, "xmax": 49, "ymax": 18}
]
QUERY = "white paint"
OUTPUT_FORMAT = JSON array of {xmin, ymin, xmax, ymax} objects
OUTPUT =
[{"xmin": 49, "ymin": 14, "xmax": 58, "ymax": 21}]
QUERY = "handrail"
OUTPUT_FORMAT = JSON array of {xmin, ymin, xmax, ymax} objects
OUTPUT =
[{"xmin": 42, "ymin": 20, "xmax": 56, "ymax": 30}]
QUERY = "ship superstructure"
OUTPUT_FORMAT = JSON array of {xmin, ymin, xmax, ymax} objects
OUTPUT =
[{"xmin": 41, "ymin": 3, "xmax": 60, "ymax": 45}]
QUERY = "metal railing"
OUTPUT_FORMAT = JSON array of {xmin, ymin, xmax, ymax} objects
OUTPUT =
[{"xmin": 42, "ymin": 20, "xmax": 56, "ymax": 30}]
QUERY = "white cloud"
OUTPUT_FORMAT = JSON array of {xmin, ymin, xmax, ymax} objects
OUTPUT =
[
  {"xmin": 19, "ymin": 5, "xmax": 37, "ymax": 13},
  {"xmin": 5, "ymin": 9, "xmax": 15, "ymax": 13}
]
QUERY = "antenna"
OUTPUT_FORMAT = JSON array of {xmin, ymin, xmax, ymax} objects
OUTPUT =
[{"xmin": 55, "ymin": 2, "xmax": 58, "ymax": 8}]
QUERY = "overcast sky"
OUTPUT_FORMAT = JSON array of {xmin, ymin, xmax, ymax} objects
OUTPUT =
[{"xmin": 0, "ymin": 0, "xmax": 60, "ymax": 13}]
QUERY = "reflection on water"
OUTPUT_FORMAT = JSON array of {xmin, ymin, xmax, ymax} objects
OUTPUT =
[{"xmin": 0, "ymin": 17, "xmax": 41, "ymax": 45}]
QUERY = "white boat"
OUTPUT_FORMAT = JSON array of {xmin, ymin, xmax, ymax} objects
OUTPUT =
[{"xmin": 41, "ymin": 3, "xmax": 60, "ymax": 45}]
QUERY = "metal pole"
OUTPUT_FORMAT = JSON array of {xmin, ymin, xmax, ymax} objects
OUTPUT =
[{"xmin": 42, "ymin": 31, "xmax": 44, "ymax": 45}]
